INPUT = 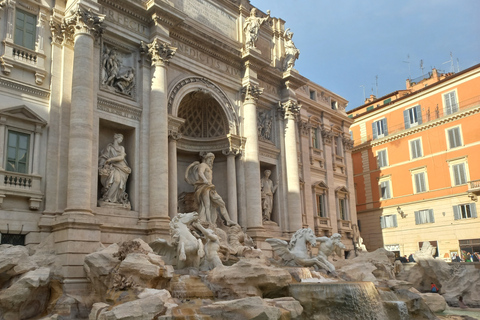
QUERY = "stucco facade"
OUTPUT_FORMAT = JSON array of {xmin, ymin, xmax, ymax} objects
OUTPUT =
[{"xmin": 348, "ymin": 64, "xmax": 480, "ymax": 260}]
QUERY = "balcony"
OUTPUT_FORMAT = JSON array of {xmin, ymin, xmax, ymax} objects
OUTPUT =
[
  {"xmin": 1, "ymin": 41, "xmax": 46, "ymax": 84},
  {"xmin": 314, "ymin": 216, "xmax": 332, "ymax": 236},
  {"xmin": 0, "ymin": 170, "xmax": 43, "ymax": 210},
  {"xmin": 337, "ymin": 219, "xmax": 353, "ymax": 239},
  {"xmin": 468, "ymin": 179, "xmax": 480, "ymax": 202}
]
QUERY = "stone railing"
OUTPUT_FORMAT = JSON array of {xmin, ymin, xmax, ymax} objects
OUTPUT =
[
  {"xmin": 0, "ymin": 170, "xmax": 43, "ymax": 210},
  {"xmin": 1, "ymin": 41, "xmax": 46, "ymax": 84},
  {"xmin": 314, "ymin": 216, "xmax": 331, "ymax": 236},
  {"xmin": 468, "ymin": 179, "xmax": 480, "ymax": 202}
]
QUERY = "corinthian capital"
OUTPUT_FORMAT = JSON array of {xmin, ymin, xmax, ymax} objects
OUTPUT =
[
  {"xmin": 278, "ymin": 100, "xmax": 301, "ymax": 119},
  {"xmin": 140, "ymin": 39, "xmax": 176, "ymax": 66},
  {"xmin": 63, "ymin": 7, "xmax": 105, "ymax": 40},
  {"xmin": 241, "ymin": 84, "xmax": 263, "ymax": 103}
]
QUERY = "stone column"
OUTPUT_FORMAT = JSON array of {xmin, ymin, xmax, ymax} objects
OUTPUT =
[
  {"xmin": 279, "ymin": 100, "xmax": 303, "ymax": 232},
  {"xmin": 167, "ymin": 119, "xmax": 183, "ymax": 218},
  {"xmin": 298, "ymin": 119, "xmax": 315, "ymax": 229},
  {"xmin": 236, "ymin": 150, "xmax": 247, "ymax": 227},
  {"xmin": 63, "ymin": 8, "xmax": 104, "ymax": 216},
  {"xmin": 241, "ymin": 84, "xmax": 264, "ymax": 231},
  {"xmin": 222, "ymin": 148, "xmax": 239, "ymax": 223},
  {"xmin": 140, "ymin": 39, "xmax": 176, "ymax": 224}
]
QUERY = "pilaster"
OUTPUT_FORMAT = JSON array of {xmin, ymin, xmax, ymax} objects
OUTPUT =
[{"xmin": 168, "ymin": 115, "xmax": 185, "ymax": 219}]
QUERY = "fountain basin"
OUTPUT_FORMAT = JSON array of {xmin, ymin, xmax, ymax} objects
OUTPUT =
[{"xmin": 289, "ymin": 281, "xmax": 387, "ymax": 320}]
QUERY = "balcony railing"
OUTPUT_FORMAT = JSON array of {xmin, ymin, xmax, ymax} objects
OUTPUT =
[
  {"xmin": 353, "ymin": 95, "xmax": 480, "ymax": 146},
  {"xmin": 0, "ymin": 170, "xmax": 43, "ymax": 210}
]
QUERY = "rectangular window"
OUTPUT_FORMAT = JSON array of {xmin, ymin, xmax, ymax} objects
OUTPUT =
[
  {"xmin": 316, "ymin": 194, "xmax": 327, "ymax": 218},
  {"xmin": 444, "ymin": 91, "xmax": 458, "ymax": 115},
  {"xmin": 14, "ymin": 9, "xmax": 37, "ymax": 50},
  {"xmin": 414, "ymin": 172, "xmax": 427, "ymax": 193},
  {"xmin": 372, "ymin": 118, "xmax": 388, "ymax": 139},
  {"xmin": 410, "ymin": 139, "xmax": 423, "ymax": 159},
  {"xmin": 331, "ymin": 100, "xmax": 337, "ymax": 110},
  {"xmin": 383, "ymin": 98, "xmax": 392, "ymax": 105},
  {"xmin": 404, "ymin": 105, "xmax": 422, "ymax": 129},
  {"xmin": 380, "ymin": 214, "xmax": 398, "ymax": 228},
  {"xmin": 447, "ymin": 127, "xmax": 462, "ymax": 149},
  {"xmin": 335, "ymin": 136, "xmax": 342, "ymax": 156},
  {"xmin": 366, "ymin": 106, "xmax": 374, "ymax": 111},
  {"xmin": 311, "ymin": 128, "xmax": 319, "ymax": 149},
  {"xmin": 309, "ymin": 90, "xmax": 316, "ymax": 100},
  {"xmin": 338, "ymin": 198, "xmax": 347, "ymax": 220},
  {"xmin": 377, "ymin": 149, "xmax": 388, "ymax": 168},
  {"xmin": 453, "ymin": 204, "xmax": 478, "ymax": 220},
  {"xmin": 7, "ymin": 130, "xmax": 30, "ymax": 173},
  {"xmin": 380, "ymin": 180, "xmax": 392, "ymax": 199},
  {"xmin": 415, "ymin": 209, "xmax": 435, "ymax": 224},
  {"xmin": 452, "ymin": 163, "xmax": 467, "ymax": 186}
]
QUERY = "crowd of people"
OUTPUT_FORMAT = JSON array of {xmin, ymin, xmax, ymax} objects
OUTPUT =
[{"xmin": 452, "ymin": 251, "xmax": 480, "ymax": 262}]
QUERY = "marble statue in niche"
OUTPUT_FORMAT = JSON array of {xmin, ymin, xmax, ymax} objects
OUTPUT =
[
  {"xmin": 283, "ymin": 28, "xmax": 300, "ymax": 71},
  {"xmin": 101, "ymin": 45, "xmax": 136, "ymax": 97},
  {"xmin": 244, "ymin": 8, "xmax": 270, "ymax": 49},
  {"xmin": 98, "ymin": 133, "xmax": 131, "ymax": 209},
  {"xmin": 257, "ymin": 111, "xmax": 273, "ymax": 141},
  {"xmin": 185, "ymin": 152, "xmax": 236, "ymax": 226},
  {"xmin": 261, "ymin": 169, "xmax": 277, "ymax": 222}
]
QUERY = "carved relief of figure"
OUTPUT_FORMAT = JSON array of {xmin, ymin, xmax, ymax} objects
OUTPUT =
[
  {"xmin": 105, "ymin": 48, "xmax": 120, "ymax": 86},
  {"xmin": 185, "ymin": 153, "xmax": 236, "ymax": 226},
  {"xmin": 263, "ymin": 116, "xmax": 273, "ymax": 140},
  {"xmin": 115, "ymin": 68, "xmax": 135, "ymax": 95},
  {"xmin": 261, "ymin": 170, "xmax": 278, "ymax": 221},
  {"xmin": 257, "ymin": 111, "xmax": 273, "ymax": 142},
  {"xmin": 283, "ymin": 28, "xmax": 300, "ymax": 71},
  {"xmin": 98, "ymin": 133, "xmax": 131, "ymax": 208},
  {"xmin": 244, "ymin": 8, "xmax": 270, "ymax": 49}
]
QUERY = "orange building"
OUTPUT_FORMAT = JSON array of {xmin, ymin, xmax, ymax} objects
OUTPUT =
[{"xmin": 348, "ymin": 63, "xmax": 480, "ymax": 260}]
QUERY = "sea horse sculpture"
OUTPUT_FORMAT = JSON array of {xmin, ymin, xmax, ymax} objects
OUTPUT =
[
  {"xmin": 149, "ymin": 212, "xmax": 204, "ymax": 269},
  {"xmin": 267, "ymin": 228, "xmax": 335, "ymax": 274}
]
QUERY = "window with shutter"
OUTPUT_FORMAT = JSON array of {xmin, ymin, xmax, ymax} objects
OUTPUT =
[
  {"xmin": 452, "ymin": 163, "xmax": 467, "ymax": 185},
  {"xmin": 377, "ymin": 149, "xmax": 388, "ymax": 168},
  {"xmin": 14, "ymin": 9, "xmax": 37, "ymax": 50},
  {"xmin": 444, "ymin": 91, "xmax": 458, "ymax": 115},
  {"xmin": 380, "ymin": 180, "xmax": 392, "ymax": 199},
  {"xmin": 447, "ymin": 127, "xmax": 462, "ymax": 149},
  {"xmin": 414, "ymin": 172, "xmax": 427, "ymax": 193},
  {"xmin": 454, "ymin": 204, "xmax": 478, "ymax": 220},
  {"xmin": 381, "ymin": 214, "xmax": 398, "ymax": 229},
  {"xmin": 372, "ymin": 119, "xmax": 387, "ymax": 139},
  {"xmin": 414, "ymin": 209, "xmax": 435, "ymax": 224},
  {"xmin": 410, "ymin": 139, "xmax": 422, "ymax": 159}
]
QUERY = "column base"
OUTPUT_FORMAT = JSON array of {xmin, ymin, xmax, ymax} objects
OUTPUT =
[
  {"xmin": 146, "ymin": 217, "xmax": 171, "ymax": 242},
  {"xmin": 63, "ymin": 208, "xmax": 94, "ymax": 216}
]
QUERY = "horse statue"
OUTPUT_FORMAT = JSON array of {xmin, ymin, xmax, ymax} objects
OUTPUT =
[
  {"xmin": 316, "ymin": 233, "xmax": 346, "ymax": 274},
  {"xmin": 149, "ymin": 212, "xmax": 205, "ymax": 269},
  {"xmin": 266, "ymin": 228, "xmax": 334, "ymax": 274}
]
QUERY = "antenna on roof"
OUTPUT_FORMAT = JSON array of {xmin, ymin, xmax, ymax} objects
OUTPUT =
[
  {"xmin": 442, "ymin": 52, "xmax": 455, "ymax": 73},
  {"xmin": 420, "ymin": 59, "xmax": 424, "ymax": 76},
  {"xmin": 375, "ymin": 75, "xmax": 378, "ymax": 97},
  {"xmin": 456, "ymin": 58, "xmax": 460, "ymax": 72},
  {"xmin": 360, "ymin": 85, "xmax": 365, "ymax": 102},
  {"xmin": 403, "ymin": 54, "xmax": 411, "ymax": 79}
]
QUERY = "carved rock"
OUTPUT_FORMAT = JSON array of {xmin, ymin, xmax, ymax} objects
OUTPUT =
[
  {"xmin": 206, "ymin": 258, "xmax": 292, "ymax": 299},
  {"xmin": 418, "ymin": 292, "xmax": 447, "ymax": 313},
  {"xmin": 199, "ymin": 296, "xmax": 283, "ymax": 320}
]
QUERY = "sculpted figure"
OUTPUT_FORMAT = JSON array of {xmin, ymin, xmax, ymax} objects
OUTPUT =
[
  {"xmin": 193, "ymin": 222, "xmax": 224, "ymax": 271},
  {"xmin": 261, "ymin": 170, "xmax": 278, "ymax": 221},
  {"xmin": 185, "ymin": 153, "xmax": 236, "ymax": 226},
  {"xmin": 244, "ymin": 8, "xmax": 270, "ymax": 49},
  {"xmin": 227, "ymin": 224, "xmax": 262, "ymax": 258},
  {"xmin": 115, "ymin": 68, "xmax": 135, "ymax": 95},
  {"xmin": 149, "ymin": 212, "xmax": 205, "ymax": 269},
  {"xmin": 315, "ymin": 233, "xmax": 346, "ymax": 273},
  {"xmin": 414, "ymin": 241, "xmax": 437, "ymax": 260},
  {"xmin": 105, "ymin": 48, "xmax": 120, "ymax": 86},
  {"xmin": 267, "ymin": 228, "xmax": 334, "ymax": 274},
  {"xmin": 98, "ymin": 133, "xmax": 131, "ymax": 207},
  {"xmin": 283, "ymin": 28, "xmax": 300, "ymax": 71}
]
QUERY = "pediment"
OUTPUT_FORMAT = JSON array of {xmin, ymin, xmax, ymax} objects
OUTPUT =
[
  {"xmin": 335, "ymin": 186, "xmax": 349, "ymax": 194},
  {"xmin": 0, "ymin": 105, "xmax": 47, "ymax": 126},
  {"xmin": 312, "ymin": 181, "xmax": 328, "ymax": 189}
]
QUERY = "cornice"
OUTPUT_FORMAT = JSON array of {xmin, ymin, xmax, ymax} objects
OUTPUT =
[
  {"xmin": 353, "ymin": 105, "xmax": 480, "ymax": 152},
  {"xmin": 0, "ymin": 77, "xmax": 50, "ymax": 99},
  {"xmin": 170, "ymin": 31, "xmax": 242, "ymax": 70},
  {"xmin": 97, "ymin": 96, "xmax": 142, "ymax": 121},
  {"xmin": 99, "ymin": 0, "xmax": 149, "ymax": 23}
]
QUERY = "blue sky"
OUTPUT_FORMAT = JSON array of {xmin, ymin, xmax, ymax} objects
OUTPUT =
[{"xmin": 250, "ymin": 0, "xmax": 480, "ymax": 110}]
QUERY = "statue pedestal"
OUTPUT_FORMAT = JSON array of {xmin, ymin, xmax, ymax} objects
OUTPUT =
[
  {"xmin": 98, "ymin": 200, "xmax": 131, "ymax": 211},
  {"xmin": 263, "ymin": 220, "xmax": 283, "ymax": 238}
]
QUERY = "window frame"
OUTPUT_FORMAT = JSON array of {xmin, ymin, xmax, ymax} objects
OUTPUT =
[
  {"xmin": 379, "ymin": 176, "xmax": 392, "ymax": 200},
  {"xmin": 443, "ymin": 90, "xmax": 459, "ymax": 115},
  {"xmin": 410, "ymin": 167, "xmax": 429, "ymax": 194},
  {"xmin": 372, "ymin": 118, "xmax": 388, "ymax": 139},
  {"xmin": 445, "ymin": 125, "xmax": 463, "ymax": 150},
  {"xmin": 414, "ymin": 209, "xmax": 435, "ymax": 225},
  {"xmin": 335, "ymin": 187, "xmax": 349, "ymax": 221},
  {"xmin": 376, "ymin": 148, "xmax": 388, "ymax": 168},
  {"xmin": 14, "ymin": 8, "xmax": 37, "ymax": 50},
  {"xmin": 380, "ymin": 214, "xmax": 398, "ymax": 229},
  {"xmin": 409, "ymin": 138, "xmax": 423, "ymax": 160},
  {"xmin": 453, "ymin": 203, "xmax": 478, "ymax": 220},
  {"xmin": 404, "ymin": 105, "xmax": 422, "ymax": 129},
  {"xmin": 313, "ymin": 182, "xmax": 329, "ymax": 219},
  {"xmin": 447, "ymin": 157, "xmax": 469, "ymax": 187},
  {"xmin": 6, "ymin": 128, "xmax": 32, "ymax": 174}
]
